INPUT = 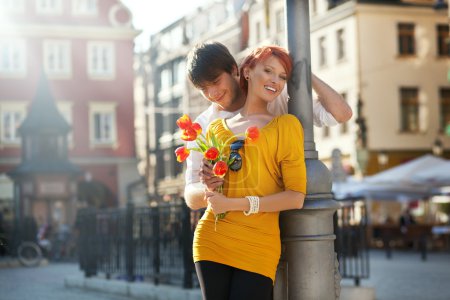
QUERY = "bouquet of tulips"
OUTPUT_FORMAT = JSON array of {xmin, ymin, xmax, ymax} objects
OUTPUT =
[{"xmin": 174, "ymin": 114, "xmax": 259, "ymax": 223}]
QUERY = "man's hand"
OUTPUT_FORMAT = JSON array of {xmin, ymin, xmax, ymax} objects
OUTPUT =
[
  {"xmin": 199, "ymin": 158, "xmax": 224, "ymax": 191},
  {"xmin": 205, "ymin": 191, "xmax": 228, "ymax": 215}
]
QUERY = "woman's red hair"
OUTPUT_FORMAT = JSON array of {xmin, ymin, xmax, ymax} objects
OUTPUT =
[{"xmin": 239, "ymin": 45, "xmax": 293, "ymax": 95}]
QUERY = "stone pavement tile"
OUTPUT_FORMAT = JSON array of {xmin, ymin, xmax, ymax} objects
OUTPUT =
[{"xmin": 342, "ymin": 249, "xmax": 450, "ymax": 300}]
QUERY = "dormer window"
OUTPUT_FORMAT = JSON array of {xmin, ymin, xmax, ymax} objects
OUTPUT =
[
  {"xmin": 72, "ymin": 0, "xmax": 98, "ymax": 15},
  {"xmin": 36, "ymin": 0, "xmax": 63, "ymax": 15}
]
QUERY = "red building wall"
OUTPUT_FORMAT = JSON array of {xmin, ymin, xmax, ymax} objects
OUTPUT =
[{"xmin": 0, "ymin": 0, "xmax": 139, "ymax": 206}]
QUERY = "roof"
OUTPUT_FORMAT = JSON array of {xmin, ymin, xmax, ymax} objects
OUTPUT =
[
  {"xmin": 18, "ymin": 73, "xmax": 71, "ymax": 135},
  {"xmin": 8, "ymin": 159, "xmax": 82, "ymax": 178}
]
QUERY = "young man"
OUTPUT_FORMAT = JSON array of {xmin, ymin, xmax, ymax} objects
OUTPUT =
[{"xmin": 184, "ymin": 42, "xmax": 352, "ymax": 210}]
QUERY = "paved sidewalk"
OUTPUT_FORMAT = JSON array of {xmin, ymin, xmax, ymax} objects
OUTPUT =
[
  {"xmin": 2, "ymin": 248, "xmax": 443, "ymax": 300},
  {"xmin": 342, "ymin": 249, "xmax": 450, "ymax": 300}
]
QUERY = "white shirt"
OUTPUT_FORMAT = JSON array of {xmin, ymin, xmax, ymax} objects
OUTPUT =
[{"xmin": 184, "ymin": 92, "xmax": 337, "ymax": 185}]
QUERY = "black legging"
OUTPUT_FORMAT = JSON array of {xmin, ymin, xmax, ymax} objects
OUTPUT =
[{"xmin": 195, "ymin": 260, "xmax": 273, "ymax": 300}]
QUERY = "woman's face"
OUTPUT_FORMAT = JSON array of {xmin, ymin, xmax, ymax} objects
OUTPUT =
[{"xmin": 246, "ymin": 55, "xmax": 287, "ymax": 104}]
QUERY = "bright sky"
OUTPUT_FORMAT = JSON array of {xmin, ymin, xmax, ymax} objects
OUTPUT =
[{"xmin": 121, "ymin": 0, "xmax": 209, "ymax": 51}]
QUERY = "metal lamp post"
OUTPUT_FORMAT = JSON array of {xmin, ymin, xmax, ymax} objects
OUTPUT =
[{"xmin": 276, "ymin": 0, "xmax": 341, "ymax": 299}]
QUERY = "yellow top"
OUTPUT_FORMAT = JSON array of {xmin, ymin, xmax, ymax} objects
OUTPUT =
[{"xmin": 193, "ymin": 114, "xmax": 307, "ymax": 282}]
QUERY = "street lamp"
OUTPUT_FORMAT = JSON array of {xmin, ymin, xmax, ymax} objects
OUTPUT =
[
  {"xmin": 432, "ymin": 137, "xmax": 444, "ymax": 156},
  {"xmin": 280, "ymin": 1, "xmax": 340, "ymax": 299},
  {"xmin": 377, "ymin": 151, "xmax": 389, "ymax": 171}
]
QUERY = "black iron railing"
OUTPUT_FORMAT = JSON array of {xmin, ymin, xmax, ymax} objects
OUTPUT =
[
  {"xmin": 77, "ymin": 200, "xmax": 203, "ymax": 288},
  {"xmin": 78, "ymin": 197, "xmax": 369, "ymax": 288},
  {"xmin": 334, "ymin": 198, "xmax": 370, "ymax": 286}
]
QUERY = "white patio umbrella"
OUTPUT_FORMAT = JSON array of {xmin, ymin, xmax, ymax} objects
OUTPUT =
[
  {"xmin": 333, "ymin": 155, "xmax": 447, "ymax": 201},
  {"xmin": 365, "ymin": 154, "xmax": 447, "ymax": 186},
  {"xmin": 411, "ymin": 160, "xmax": 450, "ymax": 187}
]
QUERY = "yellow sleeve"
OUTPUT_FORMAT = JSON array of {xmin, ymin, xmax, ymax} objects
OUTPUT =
[{"xmin": 276, "ymin": 114, "xmax": 307, "ymax": 194}]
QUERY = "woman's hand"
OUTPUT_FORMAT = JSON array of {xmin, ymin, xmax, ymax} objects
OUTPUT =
[
  {"xmin": 205, "ymin": 191, "xmax": 229, "ymax": 215},
  {"xmin": 199, "ymin": 158, "xmax": 224, "ymax": 191}
]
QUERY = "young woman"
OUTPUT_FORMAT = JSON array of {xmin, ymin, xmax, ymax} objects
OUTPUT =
[{"xmin": 193, "ymin": 46, "xmax": 307, "ymax": 300}]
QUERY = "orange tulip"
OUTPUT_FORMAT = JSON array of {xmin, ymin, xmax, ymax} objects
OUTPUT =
[
  {"xmin": 213, "ymin": 160, "xmax": 228, "ymax": 178},
  {"xmin": 245, "ymin": 126, "xmax": 259, "ymax": 142},
  {"xmin": 176, "ymin": 114, "xmax": 192, "ymax": 130},
  {"xmin": 204, "ymin": 147, "xmax": 219, "ymax": 161},
  {"xmin": 175, "ymin": 146, "xmax": 190, "ymax": 162},
  {"xmin": 181, "ymin": 127, "xmax": 198, "ymax": 141},
  {"xmin": 192, "ymin": 122, "xmax": 202, "ymax": 135}
]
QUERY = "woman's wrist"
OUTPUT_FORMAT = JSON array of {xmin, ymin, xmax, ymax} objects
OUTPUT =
[{"xmin": 229, "ymin": 197, "xmax": 250, "ymax": 212}]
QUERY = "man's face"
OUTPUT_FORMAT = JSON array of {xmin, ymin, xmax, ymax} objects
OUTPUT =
[{"xmin": 197, "ymin": 71, "xmax": 242, "ymax": 111}]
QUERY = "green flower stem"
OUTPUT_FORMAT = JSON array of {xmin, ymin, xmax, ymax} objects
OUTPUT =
[{"xmin": 214, "ymin": 184, "xmax": 227, "ymax": 231}]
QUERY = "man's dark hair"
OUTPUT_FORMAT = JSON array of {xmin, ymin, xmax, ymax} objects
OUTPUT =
[{"xmin": 186, "ymin": 41, "xmax": 238, "ymax": 87}]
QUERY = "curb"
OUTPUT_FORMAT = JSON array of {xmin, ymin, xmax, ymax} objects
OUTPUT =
[
  {"xmin": 340, "ymin": 285, "xmax": 376, "ymax": 300},
  {"xmin": 0, "ymin": 257, "xmax": 49, "ymax": 269},
  {"xmin": 64, "ymin": 275, "xmax": 202, "ymax": 300}
]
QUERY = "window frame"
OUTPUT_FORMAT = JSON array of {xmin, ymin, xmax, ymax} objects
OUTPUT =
[
  {"xmin": 400, "ymin": 87, "xmax": 420, "ymax": 133},
  {"xmin": 0, "ymin": 39, "xmax": 26, "ymax": 77},
  {"xmin": 72, "ymin": 0, "xmax": 98, "ymax": 16},
  {"xmin": 35, "ymin": 0, "xmax": 63, "ymax": 15},
  {"xmin": 56, "ymin": 101, "xmax": 74, "ymax": 147},
  {"xmin": 397, "ymin": 23, "xmax": 416, "ymax": 56},
  {"xmin": 440, "ymin": 88, "xmax": 450, "ymax": 133},
  {"xmin": 88, "ymin": 102, "xmax": 117, "ymax": 147},
  {"xmin": 0, "ymin": 101, "xmax": 27, "ymax": 146},
  {"xmin": 87, "ymin": 41, "xmax": 116, "ymax": 80},
  {"xmin": 43, "ymin": 39, "xmax": 72, "ymax": 78},
  {"xmin": 318, "ymin": 36, "xmax": 327, "ymax": 67},
  {"xmin": 336, "ymin": 28, "xmax": 346, "ymax": 61},
  {"xmin": 436, "ymin": 24, "xmax": 450, "ymax": 58}
]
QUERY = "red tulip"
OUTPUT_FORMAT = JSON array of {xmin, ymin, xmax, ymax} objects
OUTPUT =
[
  {"xmin": 176, "ymin": 114, "xmax": 192, "ymax": 130},
  {"xmin": 204, "ymin": 147, "xmax": 219, "ymax": 161},
  {"xmin": 175, "ymin": 146, "xmax": 190, "ymax": 162},
  {"xmin": 192, "ymin": 122, "xmax": 202, "ymax": 135},
  {"xmin": 181, "ymin": 127, "xmax": 198, "ymax": 141},
  {"xmin": 213, "ymin": 160, "xmax": 228, "ymax": 178},
  {"xmin": 245, "ymin": 126, "xmax": 259, "ymax": 142}
]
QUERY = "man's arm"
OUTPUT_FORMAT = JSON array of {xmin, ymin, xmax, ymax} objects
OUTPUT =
[
  {"xmin": 184, "ymin": 149, "xmax": 207, "ymax": 210},
  {"xmin": 184, "ymin": 183, "xmax": 207, "ymax": 210},
  {"xmin": 312, "ymin": 73, "xmax": 353, "ymax": 123}
]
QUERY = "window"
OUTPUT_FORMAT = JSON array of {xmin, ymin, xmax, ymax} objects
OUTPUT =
[
  {"xmin": 163, "ymin": 149, "xmax": 172, "ymax": 179},
  {"xmin": 400, "ymin": 88, "xmax": 419, "ymax": 132},
  {"xmin": 36, "ymin": 0, "xmax": 63, "ymax": 14},
  {"xmin": 72, "ymin": 0, "xmax": 97, "ymax": 15},
  {"xmin": 87, "ymin": 42, "xmax": 115, "ymax": 79},
  {"xmin": 336, "ymin": 29, "xmax": 346, "ymax": 61},
  {"xmin": 56, "ymin": 102, "xmax": 73, "ymax": 144},
  {"xmin": 340, "ymin": 93, "xmax": 348, "ymax": 134},
  {"xmin": 323, "ymin": 126, "xmax": 330, "ymax": 138},
  {"xmin": 319, "ymin": 36, "xmax": 327, "ymax": 66},
  {"xmin": 276, "ymin": 9, "xmax": 285, "ymax": 33},
  {"xmin": 0, "ymin": 39, "xmax": 26, "ymax": 76},
  {"xmin": 89, "ymin": 102, "xmax": 117, "ymax": 146},
  {"xmin": 158, "ymin": 68, "xmax": 172, "ymax": 103},
  {"xmin": 311, "ymin": 0, "xmax": 317, "ymax": 14},
  {"xmin": 173, "ymin": 60, "xmax": 185, "ymax": 86},
  {"xmin": 173, "ymin": 60, "xmax": 185, "ymax": 96},
  {"xmin": 437, "ymin": 24, "xmax": 450, "ymax": 57},
  {"xmin": 43, "ymin": 40, "xmax": 71, "ymax": 77},
  {"xmin": 0, "ymin": 0, "xmax": 25, "ymax": 12},
  {"xmin": 0, "ymin": 102, "xmax": 26, "ymax": 145},
  {"xmin": 398, "ymin": 23, "xmax": 415, "ymax": 56},
  {"xmin": 440, "ymin": 88, "xmax": 450, "ymax": 133}
]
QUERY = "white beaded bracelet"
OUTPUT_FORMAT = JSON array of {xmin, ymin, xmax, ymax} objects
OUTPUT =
[{"xmin": 244, "ymin": 196, "xmax": 260, "ymax": 216}]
